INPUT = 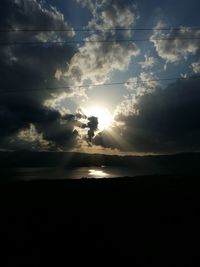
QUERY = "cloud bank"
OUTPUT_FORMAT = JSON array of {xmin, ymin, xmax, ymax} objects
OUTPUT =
[
  {"xmin": 0, "ymin": 0, "xmax": 82, "ymax": 150},
  {"xmin": 94, "ymin": 77, "xmax": 200, "ymax": 153}
]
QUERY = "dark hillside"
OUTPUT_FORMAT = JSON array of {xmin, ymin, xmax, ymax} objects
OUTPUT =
[{"xmin": 0, "ymin": 174, "xmax": 200, "ymax": 266}]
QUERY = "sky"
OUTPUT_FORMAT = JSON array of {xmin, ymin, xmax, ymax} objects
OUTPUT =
[{"xmin": 0, "ymin": 0, "xmax": 200, "ymax": 155}]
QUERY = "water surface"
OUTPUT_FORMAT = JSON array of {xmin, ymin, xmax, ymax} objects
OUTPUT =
[{"xmin": 11, "ymin": 166, "xmax": 158, "ymax": 181}]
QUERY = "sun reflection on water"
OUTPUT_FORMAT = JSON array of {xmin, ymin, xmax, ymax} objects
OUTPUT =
[{"xmin": 88, "ymin": 169, "xmax": 109, "ymax": 178}]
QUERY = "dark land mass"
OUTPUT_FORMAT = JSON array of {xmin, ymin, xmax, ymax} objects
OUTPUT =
[
  {"xmin": 0, "ymin": 152, "xmax": 200, "ymax": 265},
  {"xmin": 1, "ymin": 172, "xmax": 200, "ymax": 266}
]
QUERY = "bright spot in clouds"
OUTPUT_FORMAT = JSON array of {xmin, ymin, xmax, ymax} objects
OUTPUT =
[{"xmin": 86, "ymin": 106, "xmax": 113, "ymax": 130}]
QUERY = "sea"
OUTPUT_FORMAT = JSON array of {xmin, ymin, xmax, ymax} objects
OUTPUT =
[{"xmin": 9, "ymin": 166, "xmax": 163, "ymax": 181}]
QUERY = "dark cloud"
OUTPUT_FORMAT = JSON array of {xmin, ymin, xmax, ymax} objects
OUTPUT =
[
  {"xmin": 87, "ymin": 116, "xmax": 98, "ymax": 143},
  {"xmin": 0, "ymin": 0, "xmax": 74, "ymax": 35},
  {"xmin": 82, "ymin": 115, "xmax": 98, "ymax": 143},
  {"xmin": 0, "ymin": 101, "xmax": 81, "ymax": 150},
  {"xmin": 94, "ymin": 77, "xmax": 200, "ymax": 153},
  {"xmin": 36, "ymin": 116, "xmax": 79, "ymax": 148},
  {"xmin": 0, "ymin": 0, "xmax": 81, "ymax": 150}
]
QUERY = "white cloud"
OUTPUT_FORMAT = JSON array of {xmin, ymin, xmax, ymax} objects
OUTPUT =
[
  {"xmin": 76, "ymin": 0, "xmax": 106, "ymax": 15},
  {"xmin": 125, "ymin": 72, "xmax": 159, "ymax": 94},
  {"xmin": 114, "ymin": 96, "xmax": 137, "ymax": 117},
  {"xmin": 58, "ymin": 0, "xmax": 139, "ymax": 94},
  {"xmin": 191, "ymin": 59, "xmax": 200, "ymax": 73},
  {"xmin": 60, "ymin": 34, "xmax": 140, "ymax": 85},
  {"xmin": 150, "ymin": 21, "xmax": 200, "ymax": 62},
  {"xmin": 17, "ymin": 124, "xmax": 50, "ymax": 149},
  {"xmin": 44, "ymin": 1, "xmax": 140, "ymax": 137},
  {"xmin": 119, "ymin": 72, "xmax": 160, "ymax": 117},
  {"xmin": 87, "ymin": 2, "xmax": 139, "ymax": 37},
  {"xmin": 139, "ymin": 55, "xmax": 157, "ymax": 69}
]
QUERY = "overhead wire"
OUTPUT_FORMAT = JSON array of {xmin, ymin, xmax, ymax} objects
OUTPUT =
[
  {"xmin": 0, "ymin": 27, "xmax": 200, "ymax": 32},
  {"xmin": 0, "ymin": 76, "xmax": 200, "ymax": 94},
  {"xmin": 0, "ymin": 37, "xmax": 200, "ymax": 46}
]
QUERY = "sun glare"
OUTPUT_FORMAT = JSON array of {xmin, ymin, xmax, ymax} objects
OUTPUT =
[{"xmin": 86, "ymin": 106, "xmax": 113, "ymax": 130}]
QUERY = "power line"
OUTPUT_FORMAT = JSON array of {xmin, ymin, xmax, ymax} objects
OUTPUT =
[
  {"xmin": 0, "ymin": 37, "xmax": 200, "ymax": 46},
  {"xmin": 1, "ymin": 76, "xmax": 200, "ymax": 94},
  {"xmin": 0, "ymin": 27, "xmax": 200, "ymax": 32}
]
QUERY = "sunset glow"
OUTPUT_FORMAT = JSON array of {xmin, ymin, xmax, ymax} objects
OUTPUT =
[{"xmin": 86, "ymin": 106, "xmax": 113, "ymax": 131}]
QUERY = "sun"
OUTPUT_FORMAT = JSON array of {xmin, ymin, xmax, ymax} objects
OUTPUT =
[{"xmin": 86, "ymin": 106, "xmax": 113, "ymax": 130}]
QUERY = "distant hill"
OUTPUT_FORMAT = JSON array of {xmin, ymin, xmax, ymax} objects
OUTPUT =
[{"xmin": 0, "ymin": 151, "xmax": 200, "ymax": 175}]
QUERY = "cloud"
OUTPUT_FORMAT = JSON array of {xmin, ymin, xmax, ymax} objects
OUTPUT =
[
  {"xmin": 86, "ymin": 116, "xmax": 98, "ymax": 143},
  {"xmin": 0, "ymin": 0, "xmax": 83, "ymax": 151},
  {"xmin": 124, "ymin": 72, "xmax": 159, "ymax": 94},
  {"xmin": 139, "ymin": 55, "xmax": 157, "ymax": 69},
  {"xmin": 94, "ymin": 77, "xmax": 200, "ymax": 153},
  {"xmin": 116, "ymin": 72, "xmax": 160, "ymax": 117},
  {"xmin": 0, "ymin": 0, "xmax": 141, "ymax": 152},
  {"xmin": 55, "ymin": 0, "xmax": 140, "ymax": 119},
  {"xmin": 77, "ymin": 0, "xmax": 139, "ymax": 34},
  {"xmin": 76, "ymin": 0, "xmax": 106, "ymax": 15},
  {"xmin": 17, "ymin": 124, "xmax": 51, "ymax": 151},
  {"xmin": 0, "ymin": 0, "xmax": 74, "ymax": 40},
  {"xmin": 61, "ymin": 35, "xmax": 140, "ymax": 85},
  {"xmin": 61, "ymin": 0, "xmax": 140, "ymax": 86},
  {"xmin": 191, "ymin": 59, "xmax": 200, "ymax": 74},
  {"xmin": 53, "ymin": 1, "xmax": 140, "ymax": 118},
  {"xmin": 86, "ymin": 1, "xmax": 139, "ymax": 36},
  {"xmin": 0, "ymin": 100, "xmax": 83, "ymax": 151},
  {"xmin": 150, "ymin": 22, "xmax": 200, "ymax": 63}
]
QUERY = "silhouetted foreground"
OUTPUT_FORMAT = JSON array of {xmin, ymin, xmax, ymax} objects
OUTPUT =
[{"xmin": 0, "ymin": 174, "xmax": 200, "ymax": 266}]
